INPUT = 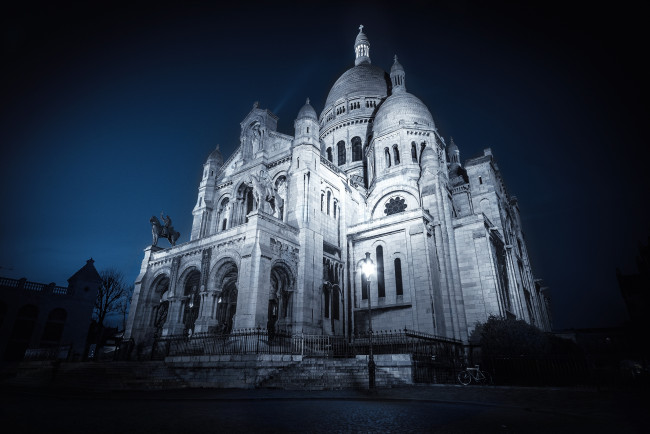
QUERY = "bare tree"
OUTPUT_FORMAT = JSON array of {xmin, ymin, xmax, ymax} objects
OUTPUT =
[{"xmin": 94, "ymin": 269, "xmax": 130, "ymax": 330}]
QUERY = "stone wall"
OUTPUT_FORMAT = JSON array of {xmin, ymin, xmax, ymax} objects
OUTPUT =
[{"xmin": 6, "ymin": 355, "xmax": 414, "ymax": 391}]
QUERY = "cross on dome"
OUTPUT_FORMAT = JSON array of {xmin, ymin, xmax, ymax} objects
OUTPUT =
[{"xmin": 359, "ymin": 24, "xmax": 364, "ymax": 32}]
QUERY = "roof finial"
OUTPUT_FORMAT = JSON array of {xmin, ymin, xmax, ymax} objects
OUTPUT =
[
  {"xmin": 394, "ymin": 55, "xmax": 398, "ymax": 62},
  {"xmin": 306, "ymin": 97, "xmax": 310, "ymax": 105},
  {"xmin": 359, "ymin": 24, "xmax": 364, "ymax": 32}
]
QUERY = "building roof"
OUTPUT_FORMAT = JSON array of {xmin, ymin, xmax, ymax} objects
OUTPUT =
[
  {"xmin": 297, "ymin": 98, "xmax": 317, "ymax": 120},
  {"xmin": 323, "ymin": 63, "xmax": 389, "ymax": 110},
  {"xmin": 373, "ymin": 91, "xmax": 434, "ymax": 135}
]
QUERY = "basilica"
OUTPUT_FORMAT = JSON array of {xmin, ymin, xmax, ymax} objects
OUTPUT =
[{"xmin": 124, "ymin": 27, "xmax": 552, "ymax": 348}]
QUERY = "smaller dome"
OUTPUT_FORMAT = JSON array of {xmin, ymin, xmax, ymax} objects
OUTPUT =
[
  {"xmin": 297, "ymin": 98, "xmax": 317, "ymax": 120},
  {"xmin": 207, "ymin": 145, "xmax": 223, "ymax": 165},
  {"xmin": 373, "ymin": 92, "xmax": 434, "ymax": 136}
]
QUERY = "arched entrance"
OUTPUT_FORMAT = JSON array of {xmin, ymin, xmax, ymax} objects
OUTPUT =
[
  {"xmin": 269, "ymin": 263, "xmax": 294, "ymax": 333},
  {"xmin": 150, "ymin": 275, "xmax": 170, "ymax": 338},
  {"xmin": 215, "ymin": 262, "xmax": 238, "ymax": 334},
  {"xmin": 5, "ymin": 304, "xmax": 38, "ymax": 361},
  {"xmin": 182, "ymin": 270, "xmax": 201, "ymax": 336}
]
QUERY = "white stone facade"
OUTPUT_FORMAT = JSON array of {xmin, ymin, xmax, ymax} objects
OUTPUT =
[{"xmin": 125, "ymin": 27, "xmax": 551, "ymax": 347}]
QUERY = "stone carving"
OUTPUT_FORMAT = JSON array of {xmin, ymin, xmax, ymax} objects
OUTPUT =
[
  {"xmin": 249, "ymin": 169, "xmax": 283, "ymax": 216},
  {"xmin": 151, "ymin": 214, "xmax": 180, "ymax": 247},
  {"xmin": 270, "ymin": 238, "xmax": 299, "ymax": 265},
  {"xmin": 250, "ymin": 121, "xmax": 262, "ymax": 154}
]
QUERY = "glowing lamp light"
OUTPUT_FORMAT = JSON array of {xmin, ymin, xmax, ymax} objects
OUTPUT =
[
  {"xmin": 361, "ymin": 261, "xmax": 375, "ymax": 280},
  {"xmin": 361, "ymin": 252, "xmax": 375, "ymax": 281}
]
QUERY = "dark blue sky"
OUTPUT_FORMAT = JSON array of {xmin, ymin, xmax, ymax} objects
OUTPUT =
[{"xmin": 2, "ymin": 1, "xmax": 648, "ymax": 330}]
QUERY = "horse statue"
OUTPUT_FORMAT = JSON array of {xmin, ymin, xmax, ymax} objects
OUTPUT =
[
  {"xmin": 150, "ymin": 215, "xmax": 180, "ymax": 247},
  {"xmin": 249, "ymin": 170, "xmax": 283, "ymax": 217}
]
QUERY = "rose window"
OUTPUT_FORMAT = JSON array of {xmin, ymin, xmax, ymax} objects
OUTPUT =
[{"xmin": 384, "ymin": 196, "xmax": 407, "ymax": 216}]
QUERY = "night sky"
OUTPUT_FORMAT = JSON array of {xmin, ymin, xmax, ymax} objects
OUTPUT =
[{"xmin": 2, "ymin": 1, "xmax": 648, "ymax": 330}]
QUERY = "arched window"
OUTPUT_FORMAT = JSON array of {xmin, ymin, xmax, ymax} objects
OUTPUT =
[
  {"xmin": 352, "ymin": 137, "xmax": 362, "ymax": 161},
  {"xmin": 5, "ymin": 304, "xmax": 38, "ymax": 361},
  {"xmin": 361, "ymin": 277, "xmax": 368, "ymax": 300},
  {"xmin": 333, "ymin": 201, "xmax": 337, "ymax": 218},
  {"xmin": 393, "ymin": 145, "xmax": 400, "ymax": 165},
  {"xmin": 326, "ymin": 147, "xmax": 333, "ymax": 162},
  {"xmin": 327, "ymin": 191, "xmax": 331, "ymax": 215},
  {"xmin": 411, "ymin": 142, "xmax": 418, "ymax": 162},
  {"xmin": 337, "ymin": 141, "xmax": 346, "ymax": 166},
  {"xmin": 324, "ymin": 288, "xmax": 330, "ymax": 318},
  {"xmin": 376, "ymin": 246, "xmax": 385, "ymax": 298},
  {"xmin": 218, "ymin": 198, "xmax": 229, "ymax": 232},
  {"xmin": 40, "ymin": 308, "xmax": 67, "ymax": 347},
  {"xmin": 384, "ymin": 148, "xmax": 391, "ymax": 168},
  {"xmin": 333, "ymin": 289, "xmax": 340, "ymax": 320},
  {"xmin": 394, "ymin": 258, "xmax": 403, "ymax": 296},
  {"xmin": 321, "ymin": 193, "xmax": 324, "ymax": 211}
]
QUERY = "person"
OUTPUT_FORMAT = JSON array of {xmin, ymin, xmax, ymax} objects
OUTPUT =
[{"xmin": 161, "ymin": 212, "xmax": 172, "ymax": 237}]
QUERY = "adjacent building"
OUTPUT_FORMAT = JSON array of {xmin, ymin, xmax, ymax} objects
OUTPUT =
[{"xmin": 0, "ymin": 259, "xmax": 101, "ymax": 361}]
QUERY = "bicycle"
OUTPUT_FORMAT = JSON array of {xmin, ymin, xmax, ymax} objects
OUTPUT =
[{"xmin": 457, "ymin": 364, "xmax": 493, "ymax": 385}]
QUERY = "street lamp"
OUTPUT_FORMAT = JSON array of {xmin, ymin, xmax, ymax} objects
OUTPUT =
[{"xmin": 361, "ymin": 252, "xmax": 376, "ymax": 390}]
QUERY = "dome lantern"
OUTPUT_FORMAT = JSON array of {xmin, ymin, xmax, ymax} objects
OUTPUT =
[
  {"xmin": 390, "ymin": 55, "xmax": 406, "ymax": 93},
  {"xmin": 354, "ymin": 25, "xmax": 371, "ymax": 66}
]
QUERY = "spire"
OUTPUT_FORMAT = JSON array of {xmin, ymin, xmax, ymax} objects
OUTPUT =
[
  {"xmin": 354, "ymin": 25, "xmax": 371, "ymax": 66},
  {"xmin": 448, "ymin": 137, "xmax": 461, "ymax": 167},
  {"xmin": 390, "ymin": 55, "xmax": 406, "ymax": 92}
]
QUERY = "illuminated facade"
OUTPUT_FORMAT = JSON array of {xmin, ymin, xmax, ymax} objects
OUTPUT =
[{"xmin": 125, "ymin": 27, "xmax": 551, "ymax": 347}]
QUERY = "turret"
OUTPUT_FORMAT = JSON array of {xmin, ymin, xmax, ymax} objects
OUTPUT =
[
  {"xmin": 390, "ymin": 55, "xmax": 405, "ymax": 93},
  {"xmin": 447, "ymin": 137, "xmax": 461, "ymax": 168},
  {"xmin": 191, "ymin": 145, "xmax": 222, "ymax": 240},
  {"xmin": 293, "ymin": 98, "xmax": 320, "ymax": 148}
]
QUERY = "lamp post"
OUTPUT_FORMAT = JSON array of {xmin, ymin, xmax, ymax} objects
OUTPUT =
[{"xmin": 361, "ymin": 252, "xmax": 376, "ymax": 390}]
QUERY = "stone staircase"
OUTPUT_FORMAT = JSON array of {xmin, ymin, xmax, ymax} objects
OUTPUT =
[{"xmin": 259, "ymin": 355, "xmax": 413, "ymax": 390}]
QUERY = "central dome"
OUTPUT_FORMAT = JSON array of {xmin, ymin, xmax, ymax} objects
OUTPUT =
[
  {"xmin": 373, "ymin": 91, "xmax": 434, "ymax": 135},
  {"xmin": 323, "ymin": 63, "xmax": 389, "ymax": 110}
]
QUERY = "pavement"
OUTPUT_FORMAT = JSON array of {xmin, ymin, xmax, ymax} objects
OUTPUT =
[{"xmin": 1, "ymin": 383, "xmax": 646, "ymax": 433}]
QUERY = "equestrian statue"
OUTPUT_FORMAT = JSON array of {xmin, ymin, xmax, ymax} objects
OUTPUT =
[
  {"xmin": 151, "ymin": 211, "xmax": 180, "ymax": 247},
  {"xmin": 249, "ymin": 169, "xmax": 284, "ymax": 218}
]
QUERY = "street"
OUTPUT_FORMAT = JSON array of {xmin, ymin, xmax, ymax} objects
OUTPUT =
[{"xmin": 1, "ymin": 385, "xmax": 645, "ymax": 433}]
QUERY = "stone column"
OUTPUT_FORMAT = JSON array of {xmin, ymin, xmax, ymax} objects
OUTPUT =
[{"xmin": 162, "ymin": 256, "xmax": 185, "ymax": 335}]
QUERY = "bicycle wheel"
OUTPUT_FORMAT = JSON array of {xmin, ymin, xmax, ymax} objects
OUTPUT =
[
  {"xmin": 457, "ymin": 371, "xmax": 472, "ymax": 385},
  {"xmin": 481, "ymin": 371, "xmax": 493, "ymax": 385}
]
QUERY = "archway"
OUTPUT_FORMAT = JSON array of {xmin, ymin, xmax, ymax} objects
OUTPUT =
[
  {"xmin": 215, "ymin": 261, "xmax": 238, "ymax": 334},
  {"xmin": 269, "ymin": 263, "xmax": 294, "ymax": 332},
  {"xmin": 150, "ymin": 275, "xmax": 170, "ymax": 338},
  {"xmin": 5, "ymin": 304, "xmax": 38, "ymax": 361},
  {"xmin": 182, "ymin": 270, "xmax": 201, "ymax": 336}
]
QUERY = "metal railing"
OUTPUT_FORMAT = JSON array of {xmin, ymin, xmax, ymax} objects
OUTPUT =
[
  {"xmin": 24, "ymin": 345, "xmax": 72, "ymax": 361},
  {"xmin": 0, "ymin": 277, "xmax": 70, "ymax": 295},
  {"xmin": 150, "ymin": 327, "xmax": 464, "ymax": 362}
]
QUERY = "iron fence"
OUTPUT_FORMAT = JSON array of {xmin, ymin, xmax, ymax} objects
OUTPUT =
[{"xmin": 150, "ymin": 327, "xmax": 465, "ymax": 364}]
